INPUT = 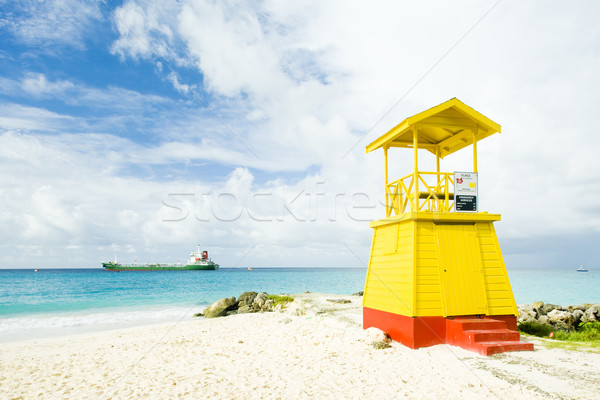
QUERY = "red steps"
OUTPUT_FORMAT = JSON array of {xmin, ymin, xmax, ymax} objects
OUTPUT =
[{"xmin": 446, "ymin": 317, "xmax": 534, "ymax": 356}]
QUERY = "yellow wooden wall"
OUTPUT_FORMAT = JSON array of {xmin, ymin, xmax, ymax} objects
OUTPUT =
[
  {"xmin": 363, "ymin": 217, "xmax": 518, "ymax": 317},
  {"xmin": 476, "ymin": 222, "xmax": 518, "ymax": 316},
  {"xmin": 414, "ymin": 222, "xmax": 445, "ymax": 316},
  {"xmin": 363, "ymin": 220, "xmax": 414, "ymax": 316}
]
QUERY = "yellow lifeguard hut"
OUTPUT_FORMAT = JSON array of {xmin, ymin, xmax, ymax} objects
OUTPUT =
[{"xmin": 362, "ymin": 98, "xmax": 532, "ymax": 355}]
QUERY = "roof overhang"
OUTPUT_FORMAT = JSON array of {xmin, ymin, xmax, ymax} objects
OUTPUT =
[{"xmin": 366, "ymin": 98, "xmax": 501, "ymax": 158}]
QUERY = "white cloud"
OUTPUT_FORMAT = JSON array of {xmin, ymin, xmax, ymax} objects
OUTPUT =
[
  {"xmin": 106, "ymin": 0, "xmax": 600, "ymax": 247},
  {"xmin": 0, "ymin": 129, "xmax": 378, "ymax": 267},
  {"xmin": 0, "ymin": 74, "xmax": 173, "ymax": 114},
  {"xmin": 1, "ymin": 0, "xmax": 101, "ymax": 48},
  {"xmin": 110, "ymin": 0, "xmax": 188, "ymax": 66},
  {"xmin": 2, "ymin": 1, "xmax": 600, "ymax": 268},
  {"xmin": 0, "ymin": 103, "xmax": 75, "ymax": 132},
  {"xmin": 21, "ymin": 73, "xmax": 74, "ymax": 97},
  {"xmin": 177, "ymin": 1, "xmax": 291, "ymax": 99},
  {"xmin": 166, "ymin": 72, "xmax": 193, "ymax": 94}
]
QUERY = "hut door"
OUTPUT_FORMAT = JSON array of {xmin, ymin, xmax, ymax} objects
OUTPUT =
[{"xmin": 435, "ymin": 224, "xmax": 487, "ymax": 316}]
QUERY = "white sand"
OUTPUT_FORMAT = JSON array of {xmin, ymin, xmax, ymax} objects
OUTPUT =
[{"xmin": 1, "ymin": 293, "xmax": 599, "ymax": 399}]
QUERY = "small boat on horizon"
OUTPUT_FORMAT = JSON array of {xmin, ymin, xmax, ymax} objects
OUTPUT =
[{"xmin": 577, "ymin": 266, "xmax": 588, "ymax": 272}]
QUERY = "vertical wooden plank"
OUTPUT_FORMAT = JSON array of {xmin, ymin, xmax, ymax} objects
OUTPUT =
[
  {"xmin": 435, "ymin": 225, "xmax": 449, "ymax": 317},
  {"xmin": 412, "ymin": 220, "xmax": 417, "ymax": 315},
  {"xmin": 469, "ymin": 225, "xmax": 487, "ymax": 314}
]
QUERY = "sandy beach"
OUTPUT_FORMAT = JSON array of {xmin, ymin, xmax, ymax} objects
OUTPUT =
[{"xmin": 1, "ymin": 293, "xmax": 599, "ymax": 399}]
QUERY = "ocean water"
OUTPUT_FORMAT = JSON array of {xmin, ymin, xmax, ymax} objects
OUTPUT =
[
  {"xmin": 0, "ymin": 267, "xmax": 365, "ymax": 342},
  {"xmin": 0, "ymin": 267, "xmax": 597, "ymax": 342}
]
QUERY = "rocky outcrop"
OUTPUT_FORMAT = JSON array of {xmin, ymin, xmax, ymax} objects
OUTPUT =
[
  {"xmin": 518, "ymin": 302, "xmax": 600, "ymax": 331},
  {"xmin": 582, "ymin": 305, "xmax": 600, "ymax": 323},
  {"xmin": 253, "ymin": 292, "xmax": 268, "ymax": 310},
  {"xmin": 237, "ymin": 292, "xmax": 258, "ymax": 307},
  {"xmin": 197, "ymin": 292, "xmax": 293, "ymax": 318},
  {"xmin": 547, "ymin": 310, "xmax": 573, "ymax": 331},
  {"xmin": 202, "ymin": 297, "xmax": 238, "ymax": 318}
]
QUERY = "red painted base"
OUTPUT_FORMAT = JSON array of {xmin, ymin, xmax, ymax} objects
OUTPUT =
[
  {"xmin": 363, "ymin": 307, "xmax": 447, "ymax": 348},
  {"xmin": 363, "ymin": 307, "xmax": 529, "ymax": 355}
]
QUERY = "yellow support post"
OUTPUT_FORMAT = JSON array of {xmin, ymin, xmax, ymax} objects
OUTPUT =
[
  {"xmin": 384, "ymin": 146, "xmax": 389, "ymax": 217},
  {"xmin": 473, "ymin": 127, "xmax": 478, "ymax": 173},
  {"xmin": 413, "ymin": 127, "xmax": 418, "ymax": 213},
  {"xmin": 436, "ymin": 147, "xmax": 440, "ymax": 184},
  {"xmin": 436, "ymin": 147, "xmax": 441, "ymax": 211},
  {"xmin": 444, "ymin": 173, "xmax": 449, "ymax": 211}
]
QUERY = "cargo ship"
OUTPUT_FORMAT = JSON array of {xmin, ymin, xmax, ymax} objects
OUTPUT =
[{"xmin": 102, "ymin": 245, "xmax": 219, "ymax": 271}]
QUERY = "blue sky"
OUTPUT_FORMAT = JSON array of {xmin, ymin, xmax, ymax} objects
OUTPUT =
[{"xmin": 1, "ymin": 1, "xmax": 599, "ymax": 268}]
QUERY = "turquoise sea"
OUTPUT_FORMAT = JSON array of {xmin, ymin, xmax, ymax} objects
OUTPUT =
[{"xmin": 0, "ymin": 267, "xmax": 598, "ymax": 342}]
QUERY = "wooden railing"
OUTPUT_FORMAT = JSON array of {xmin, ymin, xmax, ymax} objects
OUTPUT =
[{"xmin": 386, "ymin": 172, "xmax": 455, "ymax": 216}]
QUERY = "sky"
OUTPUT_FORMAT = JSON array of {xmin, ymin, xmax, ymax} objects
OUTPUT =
[{"xmin": 0, "ymin": 0, "xmax": 599, "ymax": 269}]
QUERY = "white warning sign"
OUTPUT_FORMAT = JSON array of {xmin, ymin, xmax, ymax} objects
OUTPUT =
[{"xmin": 454, "ymin": 172, "xmax": 478, "ymax": 212}]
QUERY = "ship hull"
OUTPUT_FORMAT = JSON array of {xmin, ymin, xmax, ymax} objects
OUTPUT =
[{"xmin": 102, "ymin": 263, "xmax": 219, "ymax": 271}]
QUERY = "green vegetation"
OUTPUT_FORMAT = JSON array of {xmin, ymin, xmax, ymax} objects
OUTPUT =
[
  {"xmin": 519, "ymin": 321, "xmax": 600, "ymax": 343},
  {"xmin": 554, "ymin": 322, "xmax": 600, "ymax": 341},
  {"xmin": 543, "ymin": 340, "xmax": 600, "ymax": 353},
  {"xmin": 267, "ymin": 294, "xmax": 294, "ymax": 305},
  {"xmin": 517, "ymin": 321, "xmax": 553, "ymax": 337}
]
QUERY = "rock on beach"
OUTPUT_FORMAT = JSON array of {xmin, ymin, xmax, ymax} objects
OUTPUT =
[
  {"xmin": 202, "ymin": 297, "xmax": 238, "ymax": 318},
  {"xmin": 518, "ymin": 301, "xmax": 600, "ymax": 331},
  {"xmin": 199, "ymin": 292, "xmax": 293, "ymax": 318}
]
